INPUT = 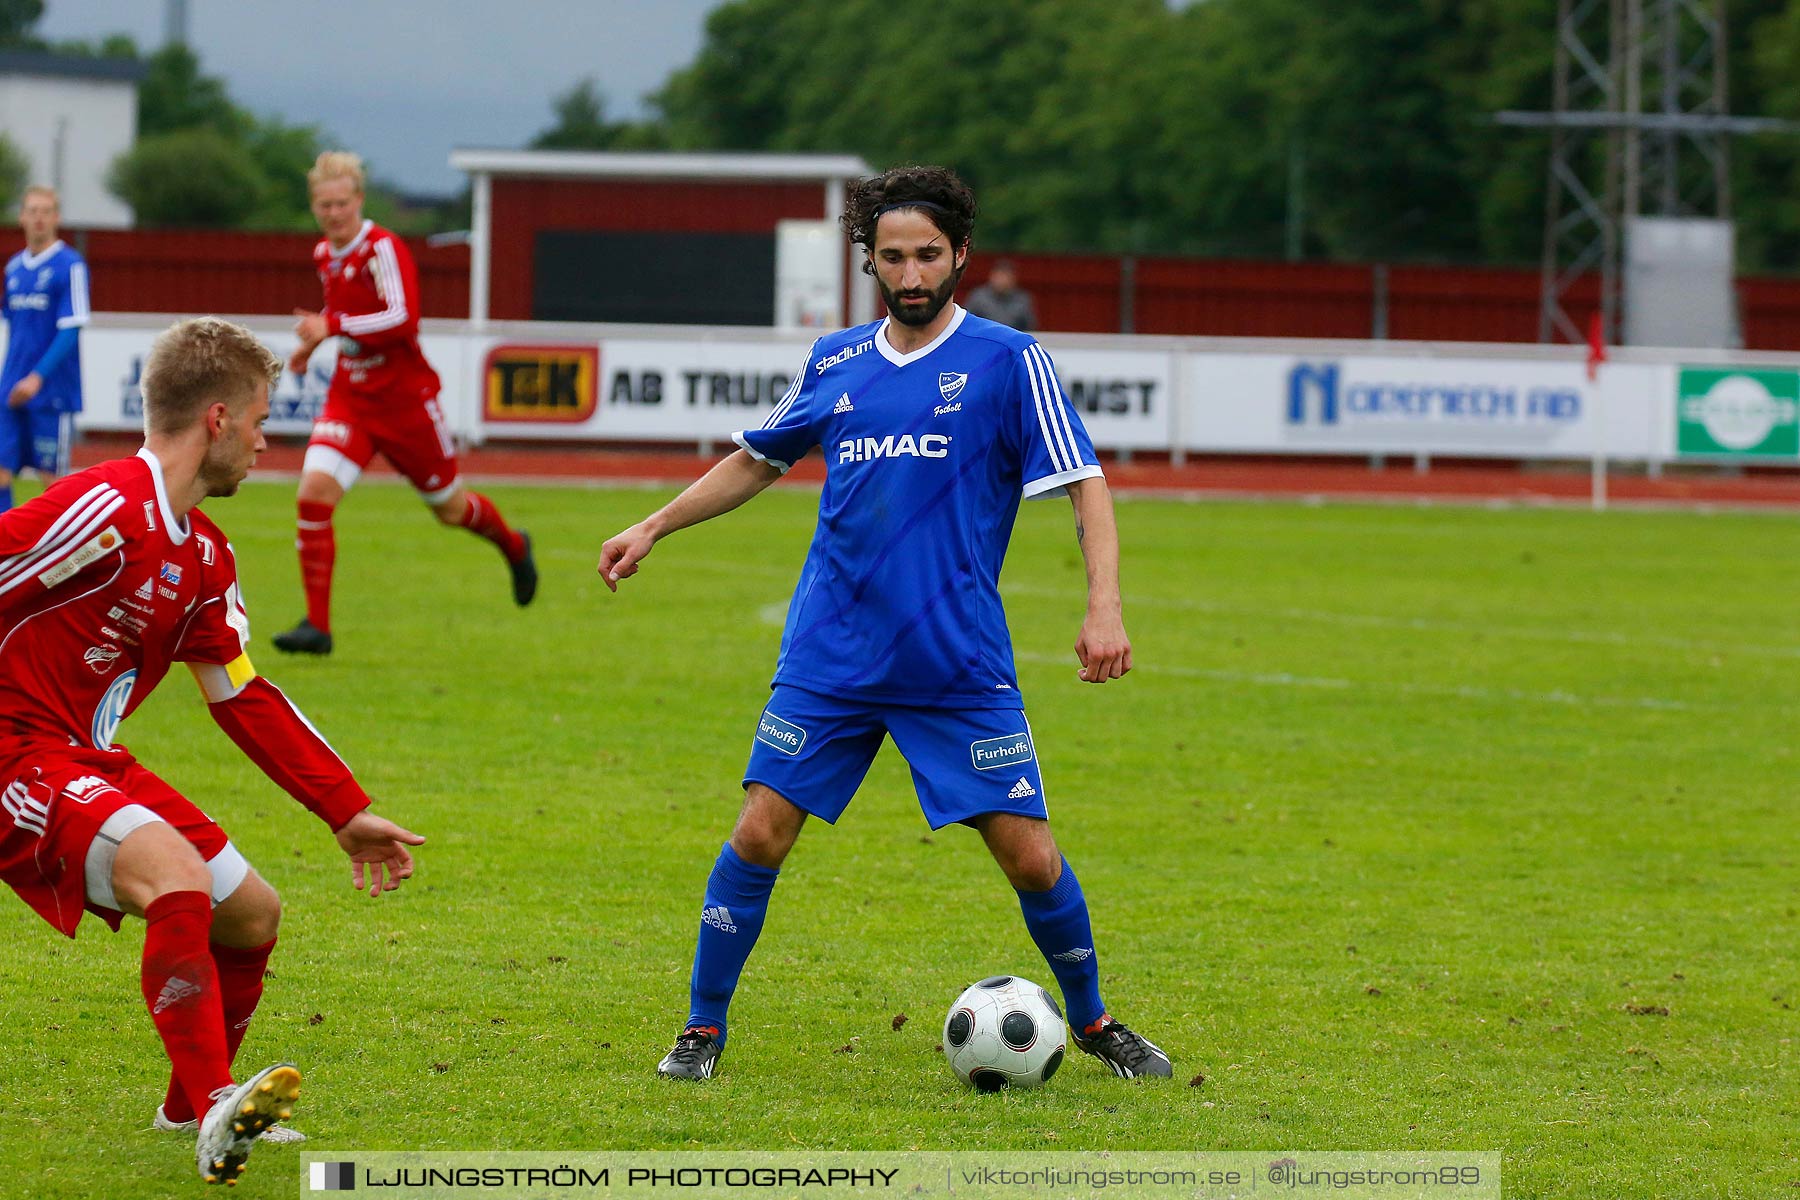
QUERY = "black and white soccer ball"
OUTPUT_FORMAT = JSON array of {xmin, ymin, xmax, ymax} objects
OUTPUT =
[{"xmin": 942, "ymin": 975, "xmax": 1066, "ymax": 1091}]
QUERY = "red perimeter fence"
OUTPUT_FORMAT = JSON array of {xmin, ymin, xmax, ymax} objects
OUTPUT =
[{"xmin": 9, "ymin": 228, "xmax": 1800, "ymax": 350}]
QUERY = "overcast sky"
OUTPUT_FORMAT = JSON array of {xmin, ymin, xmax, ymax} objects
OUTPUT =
[{"xmin": 38, "ymin": 0, "xmax": 722, "ymax": 195}]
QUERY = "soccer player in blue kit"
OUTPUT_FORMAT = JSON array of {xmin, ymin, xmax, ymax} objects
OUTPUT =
[
  {"xmin": 597, "ymin": 165, "xmax": 1172, "ymax": 1083},
  {"xmin": 1, "ymin": 186, "xmax": 89, "ymax": 512}
]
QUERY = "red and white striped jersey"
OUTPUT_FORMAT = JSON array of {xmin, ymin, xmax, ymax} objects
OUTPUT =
[
  {"xmin": 0, "ymin": 450, "xmax": 370, "ymax": 828},
  {"xmin": 314, "ymin": 219, "xmax": 441, "ymax": 403}
]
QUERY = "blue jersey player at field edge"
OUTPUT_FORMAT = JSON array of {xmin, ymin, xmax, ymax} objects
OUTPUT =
[
  {"xmin": 597, "ymin": 165, "xmax": 1173, "ymax": 1084},
  {"xmin": 1, "ymin": 185, "xmax": 89, "ymax": 512}
]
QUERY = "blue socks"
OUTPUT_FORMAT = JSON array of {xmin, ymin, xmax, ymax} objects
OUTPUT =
[
  {"xmin": 1016, "ymin": 857, "xmax": 1106, "ymax": 1032},
  {"xmin": 686, "ymin": 842, "xmax": 779, "ymax": 1047},
  {"xmin": 0, "ymin": 483, "xmax": 11, "ymax": 514}
]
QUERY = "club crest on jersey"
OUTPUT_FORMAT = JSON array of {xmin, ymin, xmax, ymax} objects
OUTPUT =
[
  {"xmin": 83, "ymin": 644, "xmax": 122, "ymax": 674},
  {"xmin": 837, "ymin": 433, "xmax": 952, "ymax": 464},
  {"xmin": 36, "ymin": 267, "xmax": 51, "ymax": 288},
  {"xmin": 938, "ymin": 372, "xmax": 969, "ymax": 402}
]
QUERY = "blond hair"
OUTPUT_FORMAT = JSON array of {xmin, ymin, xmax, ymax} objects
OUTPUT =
[
  {"xmin": 141, "ymin": 318, "xmax": 280, "ymax": 436},
  {"xmin": 307, "ymin": 150, "xmax": 365, "ymax": 194},
  {"xmin": 21, "ymin": 185, "xmax": 58, "ymax": 208}
]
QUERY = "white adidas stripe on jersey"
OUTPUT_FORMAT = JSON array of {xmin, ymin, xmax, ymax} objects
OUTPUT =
[
  {"xmin": 1021, "ymin": 345, "xmax": 1074, "ymax": 473},
  {"xmin": 1028, "ymin": 344, "xmax": 1084, "ymax": 467},
  {"xmin": 58, "ymin": 262, "xmax": 91, "ymax": 329},
  {"xmin": 762, "ymin": 356, "xmax": 809, "ymax": 429},
  {"xmin": 0, "ymin": 483, "xmax": 125, "ymax": 596},
  {"xmin": 338, "ymin": 238, "xmax": 409, "ymax": 336}
]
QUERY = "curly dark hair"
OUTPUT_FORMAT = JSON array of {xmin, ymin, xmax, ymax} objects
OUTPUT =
[{"xmin": 840, "ymin": 165, "xmax": 977, "ymax": 275}]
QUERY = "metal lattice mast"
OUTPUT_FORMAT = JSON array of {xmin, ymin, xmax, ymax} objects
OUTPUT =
[
  {"xmin": 1533, "ymin": 0, "xmax": 1624, "ymax": 345},
  {"xmin": 1500, "ymin": 0, "xmax": 1787, "ymax": 345}
]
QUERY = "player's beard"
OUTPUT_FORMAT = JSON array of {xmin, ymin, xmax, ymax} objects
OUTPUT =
[
  {"xmin": 199, "ymin": 444, "xmax": 249, "ymax": 498},
  {"xmin": 880, "ymin": 263, "xmax": 964, "ymax": 328}
]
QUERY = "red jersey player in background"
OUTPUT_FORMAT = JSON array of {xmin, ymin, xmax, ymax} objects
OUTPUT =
[
  {"xmin": 275, "ymin": 151, "xmax": 536, "ymax": 656},
  {"xmin": 0, "ymin": 317, "xmax": 425, "ymax": 1185}
]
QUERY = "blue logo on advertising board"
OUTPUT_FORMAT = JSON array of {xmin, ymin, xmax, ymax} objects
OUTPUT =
[{"xmin": 1286, "ymin": 362, "xmax": 1581, "ymax": 427}]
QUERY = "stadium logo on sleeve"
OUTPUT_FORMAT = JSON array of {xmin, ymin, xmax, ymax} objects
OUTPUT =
[
  {"xmin": 483, "ymin": 344, "xmax": 600, "ymax": 424},
  {"xmin": 756, "ymin": 711, "xmax": 808, "ymax": 756},
  {"xmin": 971, "ymin": 732, "xmax": 1034, "ymax": 772},
  {"xmin": 814, "ymin": 338, "xmax": 874, "ymax": 375}
]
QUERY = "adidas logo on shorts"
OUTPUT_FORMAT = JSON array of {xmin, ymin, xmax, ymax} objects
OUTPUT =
[
  {"xmin": 701, "ymin": 905, "xmax": 739, "ymax": 934},
  {"xmin": 832, "ymin": 394, "xmax": 854, "ymax": 414},
  {"xmin": 1008, "ymin": 778, "xmax": 1037, "ymax": 800}
]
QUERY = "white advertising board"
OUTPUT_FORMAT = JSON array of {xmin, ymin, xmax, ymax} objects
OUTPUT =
[{"xmin": 45, "ymin": 315, "xmax": 1797, "ymax": 468}]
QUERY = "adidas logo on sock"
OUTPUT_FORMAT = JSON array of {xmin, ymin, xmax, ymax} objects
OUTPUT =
[
  {"xmin": 153, "ymin": 976, "xmax": 202, "ymax": 1014},
  {"xmin": 1054, "ymin": 946, "xmax": 1093, "ymax": 962},
  {"xmin": 832, "ymin": 394, "xmax": 854, "ymax": 414},
  {"xmin": 1008, "ymin": 778, "xmax": 1037, "ymax": 800},
  {"xmin": 701, "ymin": 905, "xmax": 739, "ymax": 934}
]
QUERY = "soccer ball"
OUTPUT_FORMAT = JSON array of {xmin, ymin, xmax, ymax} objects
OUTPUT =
[{"xmin": 941, "ymin": 975, "xmax": 1067, "ymax": 1091}]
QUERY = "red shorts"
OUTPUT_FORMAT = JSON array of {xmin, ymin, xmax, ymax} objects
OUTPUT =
[
  {"xmin": 0, "ymin": 744, "xmax": 236, "ymax": 938},
  {"xmin": 304, "ymin": 386, "xmax": 461, "ymax": 501}
]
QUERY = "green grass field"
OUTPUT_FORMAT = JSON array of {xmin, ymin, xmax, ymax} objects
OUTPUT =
[{"xmin": 0, "ymin": 476, "xmax": 1795, "ymax": 1198}]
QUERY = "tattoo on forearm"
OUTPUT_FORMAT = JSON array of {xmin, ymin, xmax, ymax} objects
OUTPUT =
[{"xmin": 1075, "ymin": 516, "xmax": 1086, "ymax": 545}]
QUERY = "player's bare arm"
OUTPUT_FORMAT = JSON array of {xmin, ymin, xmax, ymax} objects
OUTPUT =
[
  {"xmin": 1067, "ymin": 476, "xmax": 1131, "ymax": 683},
  {"xmin": 598, "ymin": 448, "xmax": 783, "ymax": 590}
]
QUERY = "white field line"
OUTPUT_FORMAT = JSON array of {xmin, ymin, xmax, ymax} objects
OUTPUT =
[
  {"xmin": 754, "ymin": 596, "xmax": 1696, "ymax": 710},
  {"xmin": 1000, "ymin": 584, "xmax": 1800, "ymax": 662},
  {"xmin": 1011, "ymin": 651, "xmax": 1695, "ymax": 712}
]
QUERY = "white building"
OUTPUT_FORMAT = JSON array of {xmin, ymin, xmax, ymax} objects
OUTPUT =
[{"xmin": 0, "ymin": 52, "xmax": 144, "ymax": 228}]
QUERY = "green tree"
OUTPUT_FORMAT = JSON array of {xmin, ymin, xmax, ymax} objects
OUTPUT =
[
  {"xmin": 534, "ymin": 79, "xmax": 611, "ymax": 148},
  {"xmin": 108, "ymin": 127, "xmax": 264, "ymax": 227},
  {"xmin": 137, "ymin": 43, "xmax": 251, "ymax": 140},
  {"xmin": 0, "ymin": 0, "xmax": 44, "ymax": 49},
  {"xmin": 0, "ymin": 131, "xmax": 29, "ymax": 213},
  {"xmin": 641, "ymin": 0, "xmax": 1800, "ymax": 270}
]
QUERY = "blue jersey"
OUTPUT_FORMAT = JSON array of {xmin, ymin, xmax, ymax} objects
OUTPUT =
[
  {"xmin": 736, "ymin": 306, "xmax": 1102, "ymax": 709},
  {"xmin": 2, "ymin": 240, "xmax": 89, "ymax": 413}
]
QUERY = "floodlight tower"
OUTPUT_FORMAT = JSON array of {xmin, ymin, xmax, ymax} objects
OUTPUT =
[
  {"xmin": 1499, "ymin": 0, "xmax": 1788, "ymax": 345},
  {"xmin": 165, "ymin": 0, "xmax": 189, "ymax": 48}
]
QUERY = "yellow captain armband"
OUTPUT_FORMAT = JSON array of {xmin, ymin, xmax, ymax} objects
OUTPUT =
[{"xmin": 190, "ymin": 653, "xmax": 258, "ymax": 703}]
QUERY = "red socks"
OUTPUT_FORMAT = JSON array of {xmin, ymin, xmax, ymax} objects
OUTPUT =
[
  {"xmin": 159, "ymin": 938, "xmax": 275, "ymax": 1124},
  {"xmin": 142, "ymin": 892, "xmax": 232, "ymax": 1122},
  {"xmin": 458, "ymin": 491, "xmax": 525, "ymax": 563},
  {"xmin": 297, "ymin": 499, "xmax": 336, "ymax": 632}
]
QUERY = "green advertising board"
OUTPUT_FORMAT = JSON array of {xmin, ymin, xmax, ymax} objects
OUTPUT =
[{"xmin": 1676, "ymin": 367, "xmax": 1800, "ymax": 457}]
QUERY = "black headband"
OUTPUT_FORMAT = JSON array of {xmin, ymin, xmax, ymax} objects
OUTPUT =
[{"xmin": 872, "ymin": 200, "xmax": 951, "ymax": 220}]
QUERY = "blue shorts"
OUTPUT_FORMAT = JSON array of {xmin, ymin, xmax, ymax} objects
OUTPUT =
[
  {"xmin": 0, "ymin": 404, "xmax": 73, "ymax": 476},
  {"xmin": 743, "ymin": 685, "xmax": 1049, "ymax": 829}
]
